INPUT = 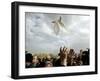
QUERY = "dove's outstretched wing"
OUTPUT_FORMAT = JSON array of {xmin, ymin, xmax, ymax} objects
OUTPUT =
[{"xmin": 58, "ymin": 16, "xmax": 65, "ymax": 27}]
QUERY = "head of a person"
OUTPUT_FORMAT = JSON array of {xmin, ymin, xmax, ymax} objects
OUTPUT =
[
  {"xmin": 80, "ymin": 49, "xmax": 83, "ymax": 53},
  {"xmin": 32, "ymin": 55, "xmax": 38, "ymax": 64},
  {"xmin": 69, "ymin": 49, "xmax": 75, "ymax": 55},
  {"xmin": 25, "ymin": 53, "xmax": 32, "ymax": 63},
  {"xmin": 46, "ymin": 55, "xmax": 51, "ymax": 60},
  {"xmin": 45, "ymin": 61, "xmax": 53, "ymax": 67}
]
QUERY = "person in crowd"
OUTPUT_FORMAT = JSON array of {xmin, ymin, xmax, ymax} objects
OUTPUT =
[
  {"xmin": 82, "ymin": 48, "xmax": 90, "ymax": 65},
  {"xmin": 45, "ymin": 61, "xmax": 53, "ymax": 67},
  {"xmin": 45, "ymin": 55, "xmax": 53, "ymax": 67},
  {"xmin": 38, "ymin": 57, "xmax": 45, "ymax": 67},
  {"xmin": 67, "ymin": 49, "xmax": 77, "ymax": 66},
  {"xmin": 31, "ymin": 55, "xmax": 40, "ymax": 67},
  {"xmin": 76, "ymin": 49, "xmax": 83, "ymax": 65},
  {"xmin": 45, "ymin": 55, "xmax": 52, "ymax": 61},
  {"xmin": 25, "ymin": 53, "xmax": 33, "ymax": 68}
]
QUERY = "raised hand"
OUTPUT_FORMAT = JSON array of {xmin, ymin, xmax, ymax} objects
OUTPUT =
[
  {"xmin": 59, "ymin": 46, "xmax": 68, "ymax": 59},
  {"xmin": 58, "ymin": 47, "xmax": 68, "ymax": 66}
]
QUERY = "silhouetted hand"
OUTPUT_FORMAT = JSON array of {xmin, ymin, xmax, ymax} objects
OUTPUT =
[{"xmin": 59, "ymin": 47, "xmax": 68, "ymax": 60}]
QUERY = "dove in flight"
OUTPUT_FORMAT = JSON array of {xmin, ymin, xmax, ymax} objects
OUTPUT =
[{"xmin": 52, "ymin": 16, "xmax": 65, "ymax": 35}]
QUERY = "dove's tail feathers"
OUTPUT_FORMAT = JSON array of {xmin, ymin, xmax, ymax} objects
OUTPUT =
[{"xmin": 53, "ymin": 23, "xmax": 60, "ymax": 35}]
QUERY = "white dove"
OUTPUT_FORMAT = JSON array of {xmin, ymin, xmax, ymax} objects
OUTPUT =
[{"xmin": 52, "ymin": 16, "xmax": 65, "ymax": 35}]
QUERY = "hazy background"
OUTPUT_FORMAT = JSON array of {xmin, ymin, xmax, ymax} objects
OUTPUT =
[{"xmin": 25, "ymin": 12, "xmax": 90, "ymax": 54}]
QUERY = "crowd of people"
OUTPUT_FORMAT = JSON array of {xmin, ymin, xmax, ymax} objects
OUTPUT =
[{"xmin": 25, "ymin": 47, "xmax": 90, "ymax": 68}]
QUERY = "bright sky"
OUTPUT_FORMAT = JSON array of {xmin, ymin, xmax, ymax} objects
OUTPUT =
[{"xmin": 25, "ymin": 12, "xmax": 90, "ymax": 54}]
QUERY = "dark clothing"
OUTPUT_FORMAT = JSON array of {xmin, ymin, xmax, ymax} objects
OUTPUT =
[
  {"xmin": 54, "ymin": 59, "xmax": 65, "ymax": 67},
  {"xmin": 82, "ymin": 50, "xmax": 89, "ymax": 65}
]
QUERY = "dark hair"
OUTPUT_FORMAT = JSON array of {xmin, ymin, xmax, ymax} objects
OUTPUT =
[
  {"xmin": 69, "ymin": 49, "xmax": 74, "ymax": 54},
  {"xmin": 25, "ymin": 53, "xmax": 32, "ymax": 62}
]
